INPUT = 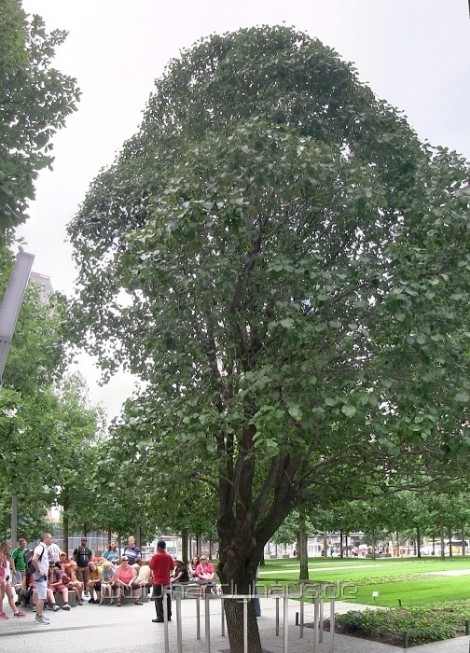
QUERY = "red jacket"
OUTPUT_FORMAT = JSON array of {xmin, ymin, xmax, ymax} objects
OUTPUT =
[{"xmin": 149, "ymin": 550, "xmax": 174, "ymax": 585}]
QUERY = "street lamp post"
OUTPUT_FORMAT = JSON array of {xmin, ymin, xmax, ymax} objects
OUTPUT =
[{"xmin": 0, "ymin": 250, "xmax": 35, "ymax": 544}]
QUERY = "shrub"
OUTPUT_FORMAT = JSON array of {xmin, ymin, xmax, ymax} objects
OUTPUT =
[{"xmin": 334, "ymin": 601, "xmax": 470, "ymax": 646}]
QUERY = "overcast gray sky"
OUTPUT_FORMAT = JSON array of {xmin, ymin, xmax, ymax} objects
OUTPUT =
[{"xmin": 18, "ymin": 0, "xmax": 470, "ymax": 418}]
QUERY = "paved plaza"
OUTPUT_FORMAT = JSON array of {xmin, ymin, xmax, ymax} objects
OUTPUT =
[{"xmin": 0, "ymin": 595, "xmax": 468, "ymax": 653}]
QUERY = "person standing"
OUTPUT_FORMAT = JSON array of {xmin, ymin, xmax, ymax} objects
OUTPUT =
[
  {"xmin": 72, "ymin": 537, "xmax": 92, "ymax": 593},
  {"xmin": 149, "ymin": 540, "xmax": 174, "ymax": 623},
  {"xmin": 11, "ymin": 538, "xmax": 27, "ymax": 584},
  {"xmin": 123, "ymin": 536, "xmax": 141, "ymax": 567},
  {"xmin": 47, "ymin": 538, "xmax": 62, "ymax": 564},
  {"xmin": 31, "ymin": 533, "xmax": 53, "ymax": 624}
]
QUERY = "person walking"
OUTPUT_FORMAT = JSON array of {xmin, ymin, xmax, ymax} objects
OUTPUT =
[
  {"xmin": 0, "ymin": 541, "xmax": 26, "ymax": 619},
  {"xmin": 31, "ymin": 533, "xmax": 53, "ymax": 624},
  {"xmin": 149, "ymin": 540, "xmax": 174, "ymax": 623}
]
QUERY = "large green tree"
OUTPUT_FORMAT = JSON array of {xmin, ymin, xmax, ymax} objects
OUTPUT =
[
  {"xmin": 68, "ymin": 27, "xmax": 470, "ymax": 652},
  {"xmin": 0, "ymin": 283, "xmax": 67, "ymax": 537},
  {"xmin": 0, "ymin": 0, "xmax": 79, "ymax": 246}
]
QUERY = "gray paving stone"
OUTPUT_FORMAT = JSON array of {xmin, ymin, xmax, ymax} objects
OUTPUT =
[{"xmin": 0, "ymin": 596, "xmax": 468, "ymax": 653}]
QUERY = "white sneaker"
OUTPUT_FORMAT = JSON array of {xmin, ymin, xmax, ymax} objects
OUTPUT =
[{"xmin": 35, "ymin": 615, "xmax": 50, "ymax": 625}]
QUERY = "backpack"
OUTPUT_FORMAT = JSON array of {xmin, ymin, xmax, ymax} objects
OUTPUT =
[{"xmin": 25, "ymin": 545, "xmax": 45, "ymax": 576}]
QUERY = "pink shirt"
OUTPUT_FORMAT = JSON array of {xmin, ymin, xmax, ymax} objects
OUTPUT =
[
  {"xmin": 115, "ymin": 564, "xmax": 135, "ymax": 584},
  {"xmin": 195, "ymin": 562, "xmax": 214, "ymax": 578}
]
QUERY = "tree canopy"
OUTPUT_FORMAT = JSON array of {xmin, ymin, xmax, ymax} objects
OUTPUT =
[
  {"xmin": 68, "ymin": 26, "xmax": 470, "ymax": 653},
  {"xmin": 0, "ymin": 0, "xmax": 79, "ymax": 246}
]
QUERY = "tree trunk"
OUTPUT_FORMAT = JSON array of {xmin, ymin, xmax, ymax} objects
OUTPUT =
[
  {"xmin": 216, "ymin": 425, "xmax": 299, "ymax": 651},
  {"xmin": 219, "ymin": 547, "xmax": 263, "ymax": 653},
  {"xmin": 224, "ymin": 596, "xmax": 262, "ymax": 653},
  {"xmin": 416, "ymin": 526, "xmax": 421, "ymax": 558},
  {"xmin": 181, "ymin": 528, "xmax": 189, "ymax": 563},
  {"xmin": 63, "ymin": 494, "xmax": 69, "ymax": 557},
  {"xmin": 298, "ymin": 512, "xmax": 309, "ymax": 580}
]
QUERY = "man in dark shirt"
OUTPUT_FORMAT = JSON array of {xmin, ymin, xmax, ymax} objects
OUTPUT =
[
  {"xmin": 149, "ymin": 540, "xmax": 174, "ymax": 622},
  {"xmin": 72, "ymin": 537, "xmax": 92, "ymax": 591}
]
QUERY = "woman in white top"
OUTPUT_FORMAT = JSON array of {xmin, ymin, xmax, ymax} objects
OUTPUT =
[{"xmin": 0, "ymin": 541, "xmax": 26, "ymax": 619}]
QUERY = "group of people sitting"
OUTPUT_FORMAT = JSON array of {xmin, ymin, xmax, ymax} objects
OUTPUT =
[
  {"xmin": 14, "ymin": 553, "xmax": 153, "ymax": 610},
  {"xmin": 14, "ymin": 552, "xmax": 216, "ymax": 611},
  {"xmin": 174, "ymin": 554, "xmax": 217, "ymax": 594},
  {"xmin": 2, "ymin": 534, "xmax": 219, "ymax": 622}
]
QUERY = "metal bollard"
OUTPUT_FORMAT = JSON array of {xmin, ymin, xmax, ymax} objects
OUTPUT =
[
  {"xmin": 204, "ymin": 592, "xmax": 211, "ymax": 653},
  {"xmin": 283, "ymin": 595, "xmax": 289, "ymax": 653},
  {"xmin": 176, "ymin": 591, "xmax": 183, "ymax": 653},
  {"xmin": 329, "ymin": 599, "xmax": 335, "ymax": 653},
  {"xmin": 275, "ymin": 596, "xmax": 280, "ymax": 636},
  {"xmin": 221, "ymin": 596, "xmax": 225, "ymax": 637},
  {"xmin": 319, "ymin": 596, "xmax": 324, "ymax": 643},
  {"xmin": 243, "ymin": 598, "xmax": 248, "ymax": 653},
  {"xmin": 163, "ymin": 586, "xmax": 170, "ymax": 653},
  {"xmin": 313, "ymin": 599, "xmax": 320, "ymax": 653},
  {"xmin": 196, "ymin": 595, "xmax": 201, "ymax": 640}
]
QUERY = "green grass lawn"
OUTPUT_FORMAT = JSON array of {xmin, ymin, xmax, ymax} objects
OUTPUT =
[
  {"xmin": 354, "ymin": 576, "xmax": 470, "ymax": 607},
  {"xmin": 257, "ymin": 556, "xmax": 470, "ymax": 608}
]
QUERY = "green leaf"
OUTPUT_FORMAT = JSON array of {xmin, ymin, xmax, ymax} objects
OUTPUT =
[
  {"xmin": 288, "ymin": 404, "xmax": 303, "ymax": 421},
  {"xmin": 341, "ymin": 405, "xmax": 357, "ymax": 417}
]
